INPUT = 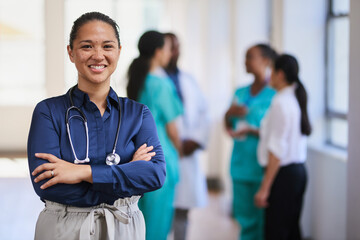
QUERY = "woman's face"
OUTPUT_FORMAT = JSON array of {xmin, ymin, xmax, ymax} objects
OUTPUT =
[
  {"xmin": 159, "ymin": 37, "xmax": 172, "ymax": 67},
  {"xmin": 245, "ymin": 47, "xmax": 268, "ymax": 75},
  {"xmin": 67, "ymin": 20, "xmax": 121, "ymax": 86}
]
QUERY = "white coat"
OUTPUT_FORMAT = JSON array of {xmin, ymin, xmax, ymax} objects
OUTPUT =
[{"xmin": 174, "ymin": 70, "xmax": 209, "ymax": 209}]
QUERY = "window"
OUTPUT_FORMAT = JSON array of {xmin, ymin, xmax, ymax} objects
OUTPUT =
[
  {"xmin": 0, "ymin": 0, "xmax": 45, "ymax": 105},
  {"xmin": 325, "ymin": 0, "xmax": 349, "ymax": 148}
]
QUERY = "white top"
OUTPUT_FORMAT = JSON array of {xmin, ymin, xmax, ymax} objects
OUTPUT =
[{"xmin": 258, "ymin": 84, "xmax": 307, "ymax": 167}]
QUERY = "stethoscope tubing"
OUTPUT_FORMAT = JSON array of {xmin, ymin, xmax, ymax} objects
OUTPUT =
[{"xmin": 66, "ymin": 85, "xmax": 121, "ymax": 164}]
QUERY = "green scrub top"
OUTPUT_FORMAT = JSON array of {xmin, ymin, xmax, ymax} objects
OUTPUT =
[
  {"xmin": 139, "ymin": 73, "xmax": 183, "ymax": 186},
  {"xmin": 230, "ymin": 85, "xmax": 275, "ymax": 182}
]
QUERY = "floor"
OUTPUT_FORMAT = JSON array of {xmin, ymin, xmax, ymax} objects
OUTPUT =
[{"xmin": 0, "ymin": 158, "xmax": 239, "ymax": 240}]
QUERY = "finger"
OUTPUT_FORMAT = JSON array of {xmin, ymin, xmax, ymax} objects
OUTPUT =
[
  {"xmin": 40, "ymin": 177, "xmax": 58, "ymax": 190},
  {"xmin": 133, "ymin": 144, "xmax": 147, "ymax": 156},
  {"xmin": 134, "ymin": 145, "xmax": 153, "ymax": 158},
  {"xmin": 32, "ymin": 163, "xmax": 55, "ymax": 176},
  {"xmin": 139, "ymin": 152, "xmax": 156, "ymax": 159},
  {"xmin": 137, "ymin": 143, "xmax": 147, "ymax": 151},
  {"xmin": 138, "ymin": 145, "xmax": 153, "ymax": 154},
  {"xmin": 35, "ymin": 153, "xmax": 59, "ymax": 163},
  {"xmin": 143, "ymin": 156, "xmax": 152, "ymax": 161},
  {"xmin": 34, "ymin": 170, "xmax": 54, "ymax": 183},
  {"xmin": 146, "ymin": 146, "xmax": 154, "ymax": 152},
  {"xmin": 133, "ymin": 152, "xmax": 156, "ymax": 162}
]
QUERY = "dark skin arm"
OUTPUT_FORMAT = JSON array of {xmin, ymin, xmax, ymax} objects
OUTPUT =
[{"xmin": 166, "ymin": 121, "xmax": 183, "ymax": 157}]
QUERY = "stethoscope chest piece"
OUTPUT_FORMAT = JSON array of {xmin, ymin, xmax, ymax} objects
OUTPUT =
[{"xmin": 106, "ymin": 153, "xmax": 121, "ymax": 165}]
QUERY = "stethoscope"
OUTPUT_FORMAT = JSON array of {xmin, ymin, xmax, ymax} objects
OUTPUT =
[{"xmin": 65, "ymin": 86, "xmax": 121, "ymax": 165}]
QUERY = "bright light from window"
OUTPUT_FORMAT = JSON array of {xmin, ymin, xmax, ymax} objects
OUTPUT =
[{"xmin": 0, "ymin": 0, "xmax": 45, "ymax": 106}]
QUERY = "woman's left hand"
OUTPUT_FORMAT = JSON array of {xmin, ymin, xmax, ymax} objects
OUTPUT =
[
  {"xmin": 254, "ymin": 187, "xmax": 269, "ymax": 208},
  {"xmin": 131, "ymin": 143, "xmax": 156, "ymax": 162},
  {"xmin": 229, "ymin": 128, "xmax": 250, "ymax": 138},
  {"xmin": 32, "ymin": 153, "xmax": 92, "ymax": 190}
]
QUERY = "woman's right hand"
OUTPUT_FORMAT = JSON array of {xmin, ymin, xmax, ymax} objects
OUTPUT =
[
  {"xmin": 227, "ymin": 104, "xmax": 248, "ymax": 117},
  {"xmin": 131, "ymin": 143, "xmax": 156, "ymax": 162}
]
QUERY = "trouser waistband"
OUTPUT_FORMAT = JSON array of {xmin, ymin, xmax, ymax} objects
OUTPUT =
[{"xmin": 44, "ymin": 196, "xmax": 141, "ymax": 240}]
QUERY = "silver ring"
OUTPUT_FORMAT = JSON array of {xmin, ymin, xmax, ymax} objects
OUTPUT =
[{"xmin": 50, "ymin": 170, "xmax": 54, "ymax": 177}]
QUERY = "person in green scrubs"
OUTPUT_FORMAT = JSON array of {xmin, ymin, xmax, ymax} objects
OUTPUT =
[
  {"xmin": 127, "ymin": 30, "xmax": 183, "ymax": 240},
  {"xmin": 225, "ymin": 44, "xmax": 277, "ymax": 240}
]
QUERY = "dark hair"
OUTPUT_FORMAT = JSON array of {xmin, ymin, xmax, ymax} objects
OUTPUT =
[
  {"xmin": 274, "ymin": 54, "xmax": 312, "ymax": 136},
  {"xmin": 127, "ymin": 30, "xmax": 165, "ymax": 100},
  {"xmin": 69, "ymin": 12, "xmax": 120, "ymax": 49},
  {"xmin": 254, "ymin": 43, "xmax": 278, "ymax": 61}
]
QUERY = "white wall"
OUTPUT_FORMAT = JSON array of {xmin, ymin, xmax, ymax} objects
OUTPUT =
[
  {"xmin": 304, "ymin": 148, "xmax": 347, "ymax": 240},
  {"xmin": 347, "ymin": 0, "xmax": 360, "ymax": 238}
]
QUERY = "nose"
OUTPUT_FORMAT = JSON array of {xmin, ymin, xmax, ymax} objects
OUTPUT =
[{"xmin": 92, "ymin": 47, "xmax": 105, "ymax": 61}]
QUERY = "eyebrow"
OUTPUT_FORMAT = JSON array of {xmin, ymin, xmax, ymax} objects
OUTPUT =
[{"xmin": 79, "ymin": 40, "xmax": 116, "ymax": 44}]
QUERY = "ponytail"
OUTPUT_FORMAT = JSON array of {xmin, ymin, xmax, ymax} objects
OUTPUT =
[
  {"xmin": 295, "ymin": 78, "xmax": 312, "ymax": 136},
  {"xmin": 127, "ymin": 56, "xmax": 150, "ymax": 101},
  {"xmin": 274, "ymin": 54, "xmax": 312, "ymax": 136},
  {"xmin": 126, "ymin": 30, "xmax": 165, "ymax": 101}
]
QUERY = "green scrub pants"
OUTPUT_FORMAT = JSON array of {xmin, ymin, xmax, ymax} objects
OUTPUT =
[
  {"xmin": 232, "ymin": 180, "xmax": 264, "ymax": 240},
  {"xmin": 138, "ymin": 178, "xmax": 176, "ymax": 240}
]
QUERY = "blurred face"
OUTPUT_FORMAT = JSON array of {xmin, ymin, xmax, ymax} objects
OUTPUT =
[
  {"xmin": 270, "ymin": 68, "xmax": 284, "ymax": 90},
  {"xmin": 245, "ymin": 47, "xmax": 268, "ymax": 75},
  {"xmin": 67, "ymin": 20, "xmax": 121, "ymax": 86},
  {"xmin": 159, "ymin": 37, "xmax": 172, "ymax": 67},
  {"xmin": 168, "ymin": 35, "xmax": 180, "ymax": 66}
]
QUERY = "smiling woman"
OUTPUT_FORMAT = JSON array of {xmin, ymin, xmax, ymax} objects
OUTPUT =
[{"xmin": 27, "ymin": 12, "xmax": 165, "ymax": 240}]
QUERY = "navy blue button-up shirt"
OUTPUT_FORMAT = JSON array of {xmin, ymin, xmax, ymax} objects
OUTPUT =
[{"xmin": 28, "ymin": 87, "xmax": 166, "ymax": 207}]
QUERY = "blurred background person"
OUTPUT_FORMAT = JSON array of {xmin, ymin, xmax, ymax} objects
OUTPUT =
[
  {"xmin": 255, "ymin": 54, "xmax": 311, "ymax": 240},
  {"xmin": 165, "ymin": 33, "xmax": 209, "ymax": 240},
  {"xmin": 127, "ymin": 30, "xmax": 183, "ymax": 240},
  {"xmin": 225, "ymin": 44, "xmax": 277, "ymax": 240}
]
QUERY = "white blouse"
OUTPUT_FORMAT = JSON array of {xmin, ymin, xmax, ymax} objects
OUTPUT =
[{"xmin": 258, "ymin": 84, "xmax": 307, "ymax": 167}]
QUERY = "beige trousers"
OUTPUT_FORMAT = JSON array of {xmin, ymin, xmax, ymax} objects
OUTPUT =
[{"xmin": 34, "ymin": 196, "xmax": 145, "ymax": 240}]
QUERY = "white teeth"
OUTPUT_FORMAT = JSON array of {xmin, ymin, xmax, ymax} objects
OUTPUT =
[{"xmin": 91, "ymin": 65, "xmax": 105, "ymax": 69}]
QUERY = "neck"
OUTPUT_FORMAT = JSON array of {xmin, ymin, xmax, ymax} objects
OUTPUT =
[
  {"xmin": 78, "ymin": 81, "xmax": 110, "ymax": 115},
  {"xmin": 150, "ymin": 58, "xmax": 161, "ymax": 73},
  {"xmin": 251, "ymin": 73, "xmax": 267, "ymax": 95},
  {"xmin": 166, "ymin": 61, "xmax": 178, "ymax": 73},
  {"xmin": 276, "ymin": 82, "xmax": 290, "ymax": 92}
]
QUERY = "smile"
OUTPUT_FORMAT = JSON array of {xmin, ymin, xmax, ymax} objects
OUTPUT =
[{"xmin": 89, "ymin": 65, "xmax": 107, "ymax": 72}]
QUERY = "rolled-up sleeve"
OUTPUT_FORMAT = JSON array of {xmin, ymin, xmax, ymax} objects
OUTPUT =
[
  {"xmin": 91, "ymin": 105, "xmax": 166, "ymax": 197},
  {"xmin": 267, "ymin": 102, "xmax": 289, "ymax": 160}
]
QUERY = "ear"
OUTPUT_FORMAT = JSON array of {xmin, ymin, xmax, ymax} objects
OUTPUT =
[
  {"xmin": 117, "ymin": 45, "xmax": 122, "ymax": 57},
  {"xmin": 67, "ymin": 45, "xmax": 75, "ymax": 63}
]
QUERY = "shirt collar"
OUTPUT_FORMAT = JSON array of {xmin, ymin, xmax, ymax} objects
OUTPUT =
[
  {"xmin": 278, "ymin": 83, "xmax": 296, "ymax": 95},
  {"xmin": 66, "ymin": 85, "xmax": 120, "ymax": 110}
]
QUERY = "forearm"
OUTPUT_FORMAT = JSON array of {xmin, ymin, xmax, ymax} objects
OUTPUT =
[
  {"xmin": 260, "ymin": 152, "xmax": 281, "ymax": 192},
  {"xmin": 248, "ymin": 127, "xmax": 260, "ymax": 137},
  {"xmin": 166, "ymin": 121, "xmax": 183, "ymax": 156},
  {"xmin": 91, "ymin": 157, "xmax": 166, "ymax": 197},
  {"xmin": 224, "ymin": 114, "xmax": 232, "ymax": 130}
]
